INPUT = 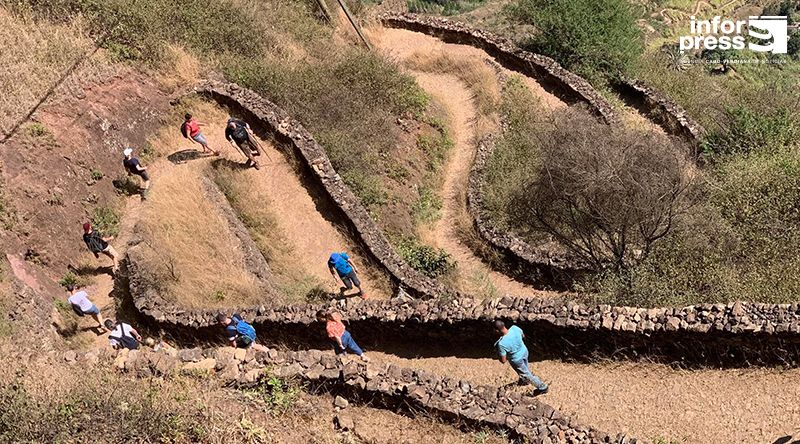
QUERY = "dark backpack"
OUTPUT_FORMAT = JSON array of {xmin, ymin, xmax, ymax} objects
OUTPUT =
[
  {"xmin": 110, "ymin": 324, "xmax": 140, "ymax": 350},
  {"xmin": 180, "ymin": 122, "xmax": 189, "ymax": 139}
]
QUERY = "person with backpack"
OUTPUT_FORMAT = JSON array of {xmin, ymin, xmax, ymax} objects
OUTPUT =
[
  {"xmin": 123, "ymin": 147, "xmax": 151, "ymax": 199},
  {"xmin": 494, "ymin": 320, "xmax": 548, "ymax": 396},
  {"xmin": 316, "ymin": 310, "xmax": 370, "ymax": 362},
  {"xmin": 217, "ymin": 312, "xmax": 257, "ymax": 349},
  {"xmin": 66, "ymin": 284, "xmax": 104, "ymax": 330},
  {"xmin": 327, "ymin": 252, "xmax": 366, "ymax": 299},
  {"xmin": 181, "ymin": 113, "xmax": 219, "ymax": 156},
  {"xmin": 82, "ymin": 222, "xmax": 119, "ymax": 273},
  {"xmin": 104, "ymin": 319, "xmax": 142, "ymax": 350},
  {"xmin": 224, "ymin": 118, "xmax": 260, "ymax": 170}
]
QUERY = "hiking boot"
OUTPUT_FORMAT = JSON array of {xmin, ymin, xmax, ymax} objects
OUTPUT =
[
  {"xmin": 360, "ymin": 354, "xmax": 371, "ymax": 362},
  {"xmin": 533, "ymin": 387, "xmax": 549, "ymax": 396}
]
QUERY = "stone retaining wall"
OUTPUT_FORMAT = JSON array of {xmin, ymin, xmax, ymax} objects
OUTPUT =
[
  {"xmin": 379, "ymin": 13, "xmax": 618, "ymax": 124},
  {"xmin": 466, "ymin": 135, "xmax": 590, "ymax": 288},
  {"xmin": 614, "ymin": 77, "xmax": 706, "ymax": 150},
  {"xmin": 378, "ymin": 13, "xmax": 706, "ymax": 148},
  {"xmin": 196, "ymin": 81, "xmax": 450, "ymax": 301},
  {"xmin": 93, "ymin": 346, "xmax": 632, "ymax": 444}
]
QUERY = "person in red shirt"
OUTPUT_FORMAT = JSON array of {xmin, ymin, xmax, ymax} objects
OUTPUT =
[
  {"xmin": 316, "ymin": 310, "xmax": 370, "ymax": 362},
  {"xmin": 181, "ymin": 113, "xmax": 219, "ymax": 155}
]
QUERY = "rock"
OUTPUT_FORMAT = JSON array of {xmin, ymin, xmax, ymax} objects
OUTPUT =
[
  {"xmin": 334, "ymin": 413, "xmax": 355, "ymax": 431},
  {"xmin": 242, "ymin": 368, "xmax": 263, "ymax": 383},
  {"xmin": 731, "ymin": 301, "xmax": 745, "ymax": 318},
  {"xmin": 233, "ymin": 348, "xmax": 247, "ymax": 361},
  {"xmin": 64, "ymin": 351, "xmax": 77, "ymax": 363},
  {"xmin": 178, "ymin": 348, "xmax": 204, "ymax": 363},
  {"xmin": 665, "ymin": 316, "xmax": 681, "ymax": 331},
  {"xmin": 182, "ymin": 358, "xmax": 216, "ymax": 373},
  {"xmin": 334, "ymin": 395, "xmax": 349, "ymax": 409}
]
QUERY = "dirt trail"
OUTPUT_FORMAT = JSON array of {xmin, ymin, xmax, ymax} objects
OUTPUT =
[
  {"xmin": 369, "ymin": 27, "xmax": 565, "ymax": 298},
  {"xmin": 71, "ymin": 196, "xmax": 142, "ymax": 349},
  {"xmin": 159, "ymin": 103, "xmax": 390, "ymax": 301},
  {"xmin": 362, "ymin": 350, "xmax": 800, "ymax": 444}
]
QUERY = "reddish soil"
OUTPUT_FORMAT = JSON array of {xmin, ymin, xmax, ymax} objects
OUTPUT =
[{"xmin": 0, "ymin": 69, "xmax": 171, "ymax": 277}]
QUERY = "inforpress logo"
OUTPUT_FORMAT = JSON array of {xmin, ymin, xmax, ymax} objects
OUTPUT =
[{"xmin": 679, "ymin": 16, "xmax": 789, "ymax": 54}]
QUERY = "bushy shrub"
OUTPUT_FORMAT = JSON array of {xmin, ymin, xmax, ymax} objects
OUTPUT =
[
  {"xmin": 91, "ymin": 206, "xmax": 120, "ymax": 236},
  {"xmin": 511, "ymin": 109, "xmax": 698, "ymax": 271},
  {"xmin": 407, "ymin": 0, "xmax": 486, "ymax": 15},
  {"xmin": 394, "ymin": 235, "xmax": 454, "ymax": 278},
  {"xmin": 703, "ymin": 106, "xmax": 800, "ymax": 157},
  {"xmin": 507, "ymin": 0, "xmax": 643, "ymax": 84}
]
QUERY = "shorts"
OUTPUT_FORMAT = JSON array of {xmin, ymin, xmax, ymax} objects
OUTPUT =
[
  {"xmin": 191, "ymin": 133, "xmax": 208, "ymax": 145},
  {"xmin": 339, "ymin": 270, "xmax": 361, "ymax": 290},
  {"xmin": 82, "ymin": 304, "xmax": 100, "ymax": 316},
  {"xmin": 136, "ymin": 171, "xmax": 150, "ymax": 181}
]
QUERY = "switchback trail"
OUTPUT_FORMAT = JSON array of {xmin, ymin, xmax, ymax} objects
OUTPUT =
[
  {"xmin": 159, "ymin": 103, "xmax": 391, "ymax": 303},
  {"xmin": 369, "ymin": 26, "xmax": 565, "ymax": 298}
]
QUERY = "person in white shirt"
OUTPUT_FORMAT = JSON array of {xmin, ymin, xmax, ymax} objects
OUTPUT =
[
  {"xmin": 66, "ymin": 284, "xmax": 104, "ymax": 330},
  {"xmin": 104, "ymin": 319, "xmax": 142, "ymax": 350}
]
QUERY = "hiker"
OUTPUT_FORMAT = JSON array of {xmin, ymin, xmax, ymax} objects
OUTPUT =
[
  {"xmin": 66, "ymin": 284, "xmax": 104, "ymax": 330},
  {"xmin": 224, "ymin": 118, "xmax": 260, "ymax": 170},
  {"xmin": 123, "ymin": 147, "xmax": 151, "ymax": 198},
  {"xmin": 104, "ymin": 319, "xmax": 142, "ymax": 350},
  {"xmin": 316, "ymin": 309, "xmax": 369, "ymax": 362},
  {"xmin": 494, "ymin": 320, "xmax": 548, "ymax": 395},
  {"xmin": 82, "ymin": 222, "xmax": 118, "ymax": 272},
  {"xmin": 327, "ymin": 252, "xmax": 366, "ymax": 299},
  {"xmin": 181, "ymin": 113, "xmax": 219, "ymax": 155},
  {"xmin": 217, "ymin": 312, "xmax": 257, "ymax": 349}
]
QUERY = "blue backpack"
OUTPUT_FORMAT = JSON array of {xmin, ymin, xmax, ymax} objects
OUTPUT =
[{"xmin": 233, "ymin": 316, "xmax": 257, "ymax": 343}]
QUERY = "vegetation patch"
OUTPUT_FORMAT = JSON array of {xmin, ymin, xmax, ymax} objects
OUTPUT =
[
  {"xmin": 393, "ymin": 235, "xmax": 455, "ymax": 279},
  {"xmin": 407, "ymin": 0, "xmax": 487, "ymax": 15},
  {"xmin": 507, "ymin": 0, "xmax": 643, "ymax": 85}
]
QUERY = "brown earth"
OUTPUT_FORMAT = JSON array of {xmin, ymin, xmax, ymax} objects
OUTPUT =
[
  {"xmin": 144, "ymin": 100, "xmax": 391, "ymax": 304},
  {"xmin": 363, "ymin": 349, "xmax": 800, "ymax": 444}
]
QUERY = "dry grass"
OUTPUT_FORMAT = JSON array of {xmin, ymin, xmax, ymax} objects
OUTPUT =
[
  {"xmin": 210, "ymin": 164, "xmax": 330, "ymax": 304},
  {"xmin": 136, "ymin": 165, "xmax": 264, "ymax": 309},
  {"xmin": 405, "ymin": 49, "xmax": 500, "ymax": 136},
  {"xmin": 0, "ymin": 8, "xmax": 92, "ymax": 134}
]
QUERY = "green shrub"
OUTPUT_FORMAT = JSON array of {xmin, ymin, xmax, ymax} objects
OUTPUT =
[
  {"xmin": 507, "ymin": 0, "xmax": 643, "ymax": 84},
  {"xmin": 394, "ymin": 235, "xmax": 454, "ymax": 278},
  {"xmin": 703, "ymin": 106, "xmax": 800, "ymax": 157},
  {"xmin": 412, "ymin": 186, "xmax": 443, "ymax": 224},
  {"xmin": 341, "ymin": 171, "xmax": 388, "ymax": 209},
  {"xmin": 407, "ymin": 0, "xmax": 486, "ymax": 15},
  {"xmin": 90, "ymin": 169, "xmax": 104, "ymax": 181},
  {"xmin": 243, "ymin": 373, "xmax": 301, "ymax": 415},
  {"xmin": 91, "ymin": 206, "xmax": 120, "ymax": 236},
  {"xmin": 25, "ymin": 122, "xmax": 49, "ymax": 137},
  {"xmin": 58, "ymin": 271, "xmax": 91, "ymax": 288}
]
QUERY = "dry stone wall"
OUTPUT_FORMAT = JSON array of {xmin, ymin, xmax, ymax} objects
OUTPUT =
[
  {"xmin": 124, "ymin": 82, "xmax": 800, "ymax": 365},
  {"xmin": 195, "ymin": 81, "xmax": 450, "ymax": 301},
  {"xmin": 378, "ymin": 14, "xmax": 708, "ymax": 285},
  {"xmin": 74, "ymin": 346, "xmax": 634, "ymax": 444},
  {"xmin": 614, "ymin": 77, "xmax": 706, "ymax": 150},
  {"xmin": 467, "ymin": 135, "xmax": 590, "ymax": 288},
  {"xmin": 379, "ymin": 13, "xmax": 618, "ymax": 124}
]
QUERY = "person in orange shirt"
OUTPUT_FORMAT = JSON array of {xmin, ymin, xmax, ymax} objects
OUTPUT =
[
  {"xmin": 181, "ymin": 113, "xmax": 219, "ymax": 155},
  {"xmin": 316, "ymin": 310, "xmax": 370, "ymax": 362}
]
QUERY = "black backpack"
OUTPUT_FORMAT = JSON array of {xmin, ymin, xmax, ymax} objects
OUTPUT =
[
  {"xmin": 110, "ymin": 324, "xmax": 140, "ymax": 350},
  {"xmin": 180, "ymin": 122, "xmax": 189, "ymax": 139}
]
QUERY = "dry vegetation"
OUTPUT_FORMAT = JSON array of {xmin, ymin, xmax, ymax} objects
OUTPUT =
[
  {"xmin": 0, "ymin": 8, "xmax": 92, "ymax": 134},
  {"xmin": 135, "ymin": 165, "xmax": 265, "ymax": 309},
  {"xmin": 405, "ymin": 49, "xmax": 500, "ymax": 133}
]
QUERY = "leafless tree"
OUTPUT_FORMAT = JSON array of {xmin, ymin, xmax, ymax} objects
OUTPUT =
[{"xmin": 513, "ymin": 109, "xmax": 700, "ymax": 271}]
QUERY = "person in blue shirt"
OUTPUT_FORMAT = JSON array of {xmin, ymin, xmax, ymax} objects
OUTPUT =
[
  {"xmin": 327, "ymin": 252, "xmax": 367, "ymax": 299},
  {"xmin": 494, "ymin": 320, "xmax": 548, "ymax": 395}
]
